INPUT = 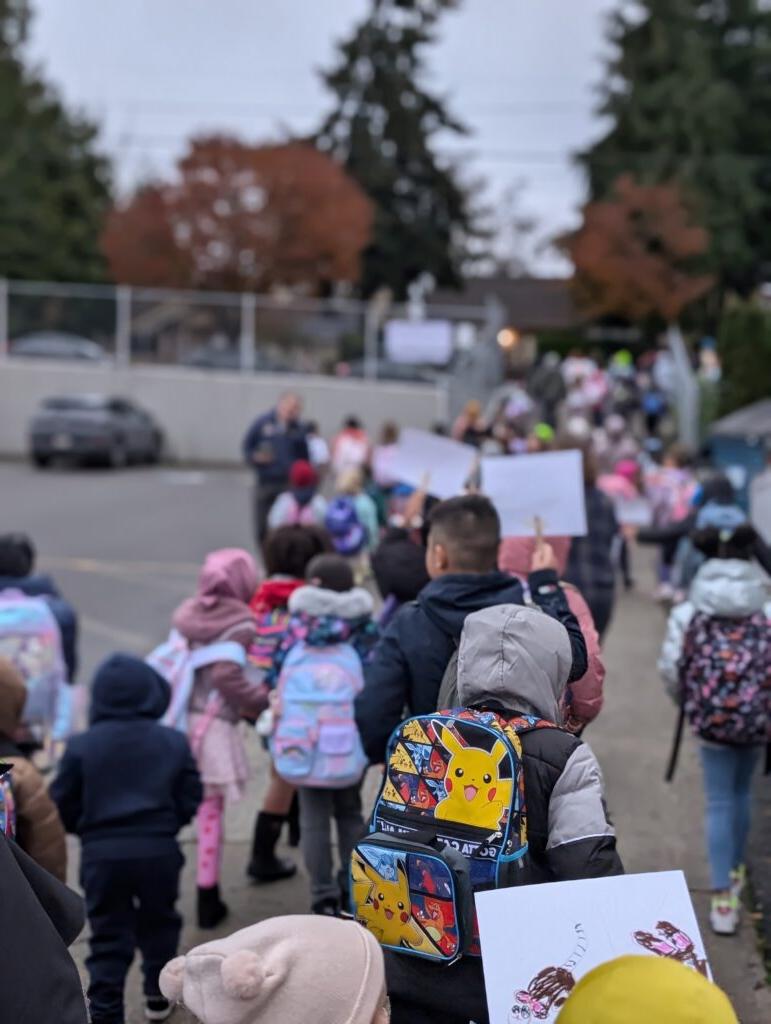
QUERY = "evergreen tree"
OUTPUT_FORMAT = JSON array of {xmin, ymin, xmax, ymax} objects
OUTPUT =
[
  {"xmin": 316, "ymin": 0, "xmax": 478, "ymax": 297},
  {"xmin": 0, "ymin": 0, "xmax": 111, "ymax": 281},
  {"xmin": 580, "ymin": 0, "xmax": 771, "ymax": 298}
]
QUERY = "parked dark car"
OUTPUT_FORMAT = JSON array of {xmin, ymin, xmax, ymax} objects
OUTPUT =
[
  {"xmin": 29, "ymin": 395, "xmax": 163, "ymax": 468},
  {"xmin": 10, "ymin": 331, "xmax": 107, "ymax": 362}
]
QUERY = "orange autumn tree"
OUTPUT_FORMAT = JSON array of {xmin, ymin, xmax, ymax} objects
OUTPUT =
[
  {"xmin": 562, "ymin": 174, "xmax": 714, "ymax": 322},
  {"xmin": 103, "ymin": 138, "xmax": 373, "ymax": 293}
]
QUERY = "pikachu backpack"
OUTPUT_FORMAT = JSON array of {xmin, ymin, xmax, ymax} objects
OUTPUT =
[{"xmin": 351, "ymin": 708, "xmax": 553, "ymax": 964}]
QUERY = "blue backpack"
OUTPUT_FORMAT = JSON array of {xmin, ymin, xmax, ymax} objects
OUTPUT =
[{"xmin": 325, "ymin": 497, "xmax": 366, "ymax": 556}]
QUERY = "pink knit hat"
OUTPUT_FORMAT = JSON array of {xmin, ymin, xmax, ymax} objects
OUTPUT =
[{"xmin": 159, "ymin": 916, "xmax": 386, "ymax": 1024}]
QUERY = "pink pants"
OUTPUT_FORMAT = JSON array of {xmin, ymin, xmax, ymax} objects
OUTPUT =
[{"xmin": 196, "ymin": 793, "xmax": 225, "ymax": 887}]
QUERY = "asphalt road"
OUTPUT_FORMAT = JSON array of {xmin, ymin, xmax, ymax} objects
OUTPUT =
[{"xmin": 1, "ymin": 461, "xmax": 769, "ymax": 1023}]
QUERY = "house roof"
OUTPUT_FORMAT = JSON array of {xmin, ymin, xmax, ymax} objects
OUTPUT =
[
  {"xmin": 430, "ymin": 274, "xmax": 581, "ymax": 332},
  {"xmin": 710, "ymin": 399, "xmax": 771, "ymax": 440}
]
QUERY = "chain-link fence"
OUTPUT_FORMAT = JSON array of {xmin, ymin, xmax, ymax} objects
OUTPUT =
[{"xmin": 0, "ymin": 279, "xmax": 499, "ymax": 387}]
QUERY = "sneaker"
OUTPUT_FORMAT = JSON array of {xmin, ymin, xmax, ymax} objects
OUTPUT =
[
  {"xmin": 730, "ymin": 865, "xmax": 747, "ymax": 901},
  {"xmin": 145, "ymin": 996, "xmax": 172, "ymax": 1021},
  {"xmin": 710, "ymin": 895, "xmax": 739, "ymax": 936},
  {"xmin": 312, "ymin": 897, "xmax": 340, "ymax": 917}
]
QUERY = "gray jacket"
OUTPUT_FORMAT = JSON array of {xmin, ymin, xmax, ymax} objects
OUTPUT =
[
  {"xmin": 659, "ymin": 559, "xmax": 771, "ymax": 700},
  {"xmin": 456, "ymin": 604, "xmax": 622, "ymax": 881}
]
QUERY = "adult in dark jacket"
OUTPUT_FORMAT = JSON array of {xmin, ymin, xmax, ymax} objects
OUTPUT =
[
  {"xmin": 356, "ymin": 495, "xmax": 588, "ymax": 763},
  {"xmin": 51, "ymin": 654, "xmax": 203, "ymax": 1024},
  {"xmin": 242, "ymin": 392, "xmax": 309, "ymax": 544},
  {"xmin": 0, "ymin": 532, "xmax": 79, "ymax": 680},
  {"xmin": 385, "ymin": 603, "xmax": 623, "ymax": 1024},
  {"xmin": 0, "ymin": 830, "xmax": 88, "ymax": 1024}
]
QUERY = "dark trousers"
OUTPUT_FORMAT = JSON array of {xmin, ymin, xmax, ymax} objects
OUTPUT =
[
  {"xmin": 386, "ymin": 951, "xmax": 489, "ymax": 1024},
  {"xmin": 81, "ymin": 849, "xmax": 183, "ymax": 1024},
  {"xmin": 588, "ymin": 588, "xmax": 615, "ymax": 640},
  {"xmin": 253, "ymin": 480, "xmax": 285, "ymax": 545}
]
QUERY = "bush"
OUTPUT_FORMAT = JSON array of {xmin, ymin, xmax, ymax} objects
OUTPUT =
[{"xmin": 717, "ymin": 299, "xmax": 771, "ymax": 415}]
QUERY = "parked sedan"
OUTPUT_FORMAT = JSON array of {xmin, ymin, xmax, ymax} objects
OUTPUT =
[
  {"xmin": 29, "ymin": 394, "xmax": 163, "ymax": 468},
  {"xmin": 11, "ymin": 331, "xmax": 107, "ymax": 361}
]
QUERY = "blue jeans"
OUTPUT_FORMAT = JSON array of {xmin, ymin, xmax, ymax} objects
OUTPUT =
[{"xmin": 699, "ymin": 744, "xmax": 761, "ymax": 892}]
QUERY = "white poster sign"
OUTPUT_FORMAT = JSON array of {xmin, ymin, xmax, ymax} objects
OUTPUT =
[
  {"xmin": 384, "ymin": 319, "xmax": 454, "ymax": 366},
  {"xmin": 481, "ymin": 450, "xmax": 587, "ymax": 537},
  {"xmin": 390, "ymin": 428, "xmax": 478, "ymax": 499},
  {"xmin": 614, "ymin": 497, "xmax": 654, "ymax": 528},
  {"xmin": 476, "ymin": 871, "xmax": 710, "ymax": 1024}
]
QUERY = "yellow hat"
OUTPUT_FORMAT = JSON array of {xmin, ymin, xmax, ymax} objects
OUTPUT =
[{"xmin": 557, "ymin": 956, "xmax": 737, "ymax": 1024}]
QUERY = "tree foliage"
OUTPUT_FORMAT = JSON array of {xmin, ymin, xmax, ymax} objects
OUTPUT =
[
  {"xmin": 580, "ymin": 0, "xmax": 771, "ymax": 298},
  {"xmin": 316, "ymin": 0, "xmax": 479, "ymax": 297},
  {"xmin": 103, "ymin": 137, "xmax": 373, "ymax": 293},
  {"xmin": 562, "ymin": 174, "xmax": 713, "ymax": 322},
  {"xmin": 717, "ymin": 299, "xmax": 771, "ymax": 414},
  {"xmin": 0, "ymin": 0, "xmax": 111, "ymax": 281}
]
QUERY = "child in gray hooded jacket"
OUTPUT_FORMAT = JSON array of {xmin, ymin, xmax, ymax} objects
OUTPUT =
[{"xmin": 385, "ymin": 602, "xmax": 623, "ymax": 1024}]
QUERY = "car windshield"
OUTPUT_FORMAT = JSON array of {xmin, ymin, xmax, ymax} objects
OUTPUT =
[{"xmin": 42, "ymin": 396, "xmax": 111, "ymax": 411}]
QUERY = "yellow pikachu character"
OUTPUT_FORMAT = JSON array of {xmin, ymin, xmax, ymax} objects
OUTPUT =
[
  {"xmin": 435, "ymin": 725, "xmax": 512, "ymax": 831},
  {"xmin": 352, "ymin": 855, "xmax": 436, "ymax": 954}
]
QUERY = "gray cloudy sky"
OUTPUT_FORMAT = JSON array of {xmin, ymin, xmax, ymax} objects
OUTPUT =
[{"xmin": 27, "ymin": 0, "xmax": 616, "ymax": 272}]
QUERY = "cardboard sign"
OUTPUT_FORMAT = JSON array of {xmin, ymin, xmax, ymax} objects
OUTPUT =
[
  {"xmin": 390, "ymin": 428, "xmax": 478, "ymax": 499},
  {"xmin": 614, "ymin": 497, "xmax": 654, "ymax": 528},
  {"xmin": 476, "ymin": 871, "xmax": 710, "ymax": 1024},
  {"xmin": 481, "ymin": 450, "xmax": 587, "ymax": 537}
]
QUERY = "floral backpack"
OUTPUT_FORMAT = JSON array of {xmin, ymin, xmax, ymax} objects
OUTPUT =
[{"xmin": 680, "ymin": 610, "xmax": 770, "ymax": 746}]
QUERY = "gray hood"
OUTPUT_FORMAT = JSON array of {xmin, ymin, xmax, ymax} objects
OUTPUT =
[
  {"xmin": 288, "ymin": 585, "xmax": 373, "ymax": 620},
  {"xmin": 690, "ymin": 559, "xmax": 769, "ymax": 618},
  {"xmin": 457, "ymin": 604, "xmax": 572, "ymax": 723}
]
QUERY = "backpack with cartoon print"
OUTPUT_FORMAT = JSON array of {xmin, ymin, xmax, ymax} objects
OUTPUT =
[
  {"xmin": 351, "ymin": 708, "xmax": 553, "ymax": 963},
  {"xmin": 680, "ymin": 610, "xmax": 770, "ymax": 746}
]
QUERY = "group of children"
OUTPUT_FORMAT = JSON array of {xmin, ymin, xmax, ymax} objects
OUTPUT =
[{"xmin": 1, "ymin": 453, "xmax": 768, "ymax": 1022}]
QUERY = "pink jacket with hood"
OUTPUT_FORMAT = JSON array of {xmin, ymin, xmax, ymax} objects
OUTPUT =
[
  {"xmin": 173, "ymin": 549, "xmax": 267, "ymax": 725},
  {"xmin": 499, "ymin": 535, "xmax": 605, "ymax": 731}
]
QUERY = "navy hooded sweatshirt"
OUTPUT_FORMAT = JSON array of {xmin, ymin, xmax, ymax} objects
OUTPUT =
[
  {"xmin": 51, "ymin": 654, "xmax": 202, "ymax": 860},
  {"xmin": 356, "ymin": 568, "xmax": 588, "ymax": 763}
]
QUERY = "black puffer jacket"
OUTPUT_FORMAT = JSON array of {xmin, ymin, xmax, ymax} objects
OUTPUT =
[{"xmin": 356, "ymin": 569, "xmax": 588, "ymax": 763}]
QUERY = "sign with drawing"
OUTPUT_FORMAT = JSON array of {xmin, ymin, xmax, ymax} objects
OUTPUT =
[
  {"xmin": 481, "ymin": 450, "xmax": 587, "ymax": 538},
  {"xmin": 475, "ymin": 871, "xmax": 709, "ymax": 1023}
]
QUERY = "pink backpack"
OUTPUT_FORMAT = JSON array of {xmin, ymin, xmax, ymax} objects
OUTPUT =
[{"xmin": 285, "ymin": 495, "xmax": 319, "ymax": 527}]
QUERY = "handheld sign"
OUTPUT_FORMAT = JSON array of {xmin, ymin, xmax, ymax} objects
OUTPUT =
[
  {"xmin": 481, "ymin": 450, "xmax": 588, "ymax": 538},
  {"xmin": 476, "ymin": 871, "xmax": 710, "ymax": 1024},
  {"xmin": 614, "ymin": 497, "xmax": 654, "ymax": 528},
  {"xmin": 390, "ymin": 428, "xmax": 478, "ymax": 500}
]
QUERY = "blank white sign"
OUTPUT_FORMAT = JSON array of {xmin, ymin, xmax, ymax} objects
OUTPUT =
[
  {"xmin": 476, "ymin": 871, "xmax": 710, "ymax": 1024},
  {"xmin": 481, "ymin": 450, "xmax": 587, "ymax": 537},
  {"xmin": 390, "ymin": 428, "xmax": 478, "ymax": 499},
  {"xmin": 384, "ymin": 319, "xmax": 454, "ymax": 366}
]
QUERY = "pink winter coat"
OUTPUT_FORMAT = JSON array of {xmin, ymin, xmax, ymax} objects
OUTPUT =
[
  {"xmin": 498, "ymin": 536, "xmax": 605, "ymax": 732},
  {"xmin": 173, "ymin": 549, "xmax": 267, "ymax": 725}
]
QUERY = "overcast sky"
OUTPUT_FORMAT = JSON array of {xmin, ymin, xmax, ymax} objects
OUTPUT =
[{"xmin": 27, "ymin": 0, "xmax": 616, "ymax": 274}]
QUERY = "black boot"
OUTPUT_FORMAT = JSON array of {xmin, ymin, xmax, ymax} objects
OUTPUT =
[
  {"xmin": 287, "ymin": 793, "xmax": 301, "ymax": 848},
  {"xmin": 197, "ymin": 884, "xmax": 228, "ymax": 929},
  {"xmin": 247, "ymin": 811, "xmax": 297, "ymax": 883}
]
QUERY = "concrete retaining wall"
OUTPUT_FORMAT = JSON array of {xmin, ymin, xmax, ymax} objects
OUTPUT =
[{"xmin": 0, "ymin": 359, "xmax": 446, "ymax": 464}]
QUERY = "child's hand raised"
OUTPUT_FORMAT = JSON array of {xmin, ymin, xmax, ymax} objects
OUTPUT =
[{"xmin": 531, "ymin": 539, "xmax": 558, "ymax": 573}]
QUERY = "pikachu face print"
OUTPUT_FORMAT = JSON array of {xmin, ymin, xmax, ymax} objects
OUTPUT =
[
  {"xmin": 434, "ymin": 724, "xmax": 512, "ymax": 831},
  {"xmin": 352, "ymin": 852, "xmax": 437, "ymax": 955}
]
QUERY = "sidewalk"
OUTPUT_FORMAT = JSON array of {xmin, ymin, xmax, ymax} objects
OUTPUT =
[{"xmin": 69, "ymin": 553, "xmax": 770, "ymax": 1023}]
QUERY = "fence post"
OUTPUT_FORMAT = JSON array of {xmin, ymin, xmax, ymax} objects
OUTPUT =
[
  {"xmin": 0, "ymin": 279, "xmax": 8, "ymax": 360},
  {"xmin": 115, "ymin": 285, "xmax": 132, "ymax": 368},
  {"xmin": 667, "ymin": 323, "xmax": 700, "ymax": 450},
  {"xmin": 240, "ymin": 293, "xmax": 257, "ymax": 372}
]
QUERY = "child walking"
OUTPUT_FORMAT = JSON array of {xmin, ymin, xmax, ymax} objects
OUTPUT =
[
  {"xmin": 659, "ymin": 522, "xmax": 770, "ymax": 936},
  {"xmin": 51, "ymin": 654, "xmax": 202, "ymax": 1024},
  {"xmin": 172, "ymin": 548, "xmax": 268, "ymax": 928},
  {"xmin": 270, "ymin": 554, "xmax": 378, "ymax": 915}
]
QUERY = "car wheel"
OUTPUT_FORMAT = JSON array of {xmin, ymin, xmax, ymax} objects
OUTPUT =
[
  {"xmin": 109, "ymin": 440, "xmax": 128, "ymax": 470},
  {"xmin": 32, "ymin": 453, "xmax": 50, "ymax": 469},
  {"xmin": 146, "ymin": 432, "xmax": 163, "ymax": 465}
]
